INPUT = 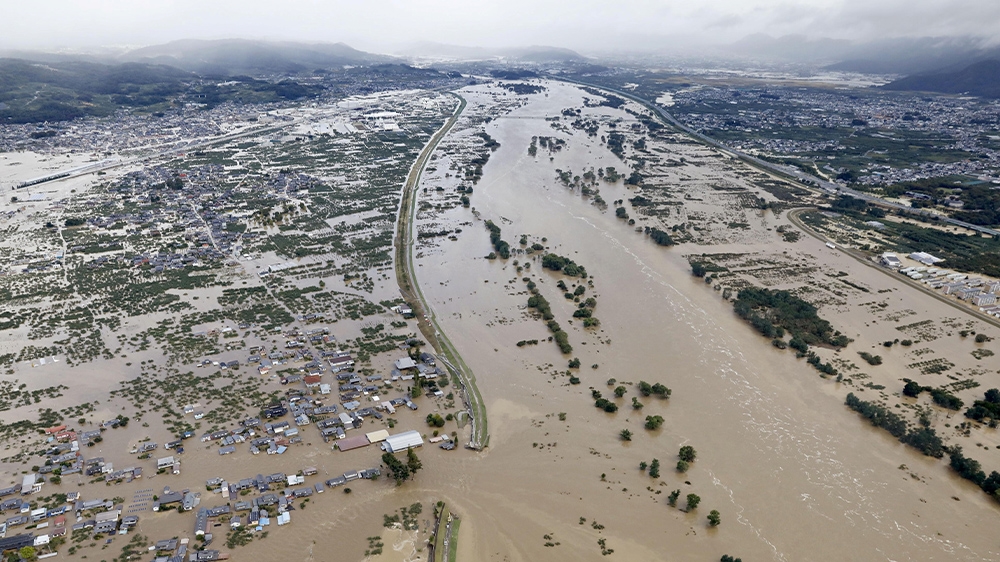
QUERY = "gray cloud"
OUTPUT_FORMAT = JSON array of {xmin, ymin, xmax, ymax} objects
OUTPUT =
[{"xmin": 0, "ymin": 0, "xmax": 997, "ymax": 53}]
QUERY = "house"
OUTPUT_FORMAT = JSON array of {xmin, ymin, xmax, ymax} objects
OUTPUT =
[
  {"xmin": 957, "ymin": 287, "xmax": 982, "ymax": 300},
  {"xmin": 942, "ymin": 283, "xmax": 966, "ymax": 295},
  {"xmin": 192, "ymin": 549, "xmax": 225, "ymax": 561},
  {"xmin": 43, "ymin": 425, "xmax": 67, "ymax": 436},
  {"xmin": 974, "ymin": 293, "xmax": 998, "ymax": 307},
  {"xmin": 365, "ymin": 429, "xmax": 390, "ymax": 444},
  {"xmin": 20, "ymin": 474, "xmax": 39, "ymax": 495},
  {"xmin": 157, "ymin": 457, "xmax": 176, "ymax": 470},
  {"xmin": 304, "ymin": 375, "xmax": 322, "ymax": 387},
  {"xmin": 334, "ymin": 435, "xmax": 370, "ymax": 452},
  {"xmin": 152, "ymin": 492, "xmax": 183, "ymax": 511},
  {"xmin": 0, "ymin": 534, "xmax": 35, "ymax": 554},
  {"xmin": 155, "ymin": 538, "xmax": 178, "ymax": 552},
  {"xmin": 394, "ymin": 357, "xmax": 417, "ymax": 371},
  {"xmin": 95, "ymin": 510, "xmax": 119, "ymax": 524},
  {"xmin": 194, "ymin": 509, "xmax": 209, "ymax": 535}
]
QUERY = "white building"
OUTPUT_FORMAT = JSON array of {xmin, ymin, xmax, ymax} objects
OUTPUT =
[
  {"xmin": 879, "ymin": 253, "xmax": 901, "ymax": 268},
  {"xmin": 909, "ymin": 252, "xmax": 944, "ymax": 265},
  {"xmin": 973, "ymin": 293, "xmax": 998, "ymax": 307},
  {"xmin": 381, "ymin": 430, "xmax": 424, "ymax": 453}
]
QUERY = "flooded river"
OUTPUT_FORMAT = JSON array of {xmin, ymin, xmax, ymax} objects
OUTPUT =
[{"xmin": 407, "ymin": 81, "xmax": 1000, "ymax": 561}]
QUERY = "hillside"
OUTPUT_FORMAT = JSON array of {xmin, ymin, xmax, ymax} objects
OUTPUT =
[
  {"xmin": 121, "ymin": 39, "xmax": 394, "ymax": 75},
  {"xmin": 0, "ymin": 58, "xmax": 325, "ymax": 124},
  {"xmin": 883, "ymin": 59, "xmax": 1000, "ymax": 98},
  {"xmin": 0, "ymin": 59, "xmax": 194, "ymax": 123}
]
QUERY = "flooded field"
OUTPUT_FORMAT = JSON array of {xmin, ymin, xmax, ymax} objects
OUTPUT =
[{"xmin": 1, "ymin": 78, "xmax": 999, "ymax": 562}]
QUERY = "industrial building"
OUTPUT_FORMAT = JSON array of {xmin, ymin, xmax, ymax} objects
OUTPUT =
[{"xmin": 381, "ymin": 430, "xmax": 423, "ymax": 453}]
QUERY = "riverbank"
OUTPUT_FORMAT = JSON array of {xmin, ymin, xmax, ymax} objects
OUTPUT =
[{"xmin": 393, "ymin": 92, "xmax": 489, "ymax": 450}]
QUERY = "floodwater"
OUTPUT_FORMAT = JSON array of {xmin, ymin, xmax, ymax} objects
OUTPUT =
[
  {"xmin": 4, "ymin": 82, "xmax": 1000, "ymax": 562},
  {"xmin": 405, "ymin": 81, "xmax": 1000, "ymax": 561}
]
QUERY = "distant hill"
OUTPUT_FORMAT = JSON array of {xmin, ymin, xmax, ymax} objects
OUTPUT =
[
  {"xmin": 507, "ymin": 46, "xmax": 585, "ymax": 63},
  {"xmin": 882, "ymin": 60, "xmax": 1000, "ymax": 98},
  {"xmin": 823, "ymin": 38, "xmax": 1000, "ymax": 75},
  {"xmin": 0, "ymin": 58, "xmax": 194, "ymax": 123},
  {"xmin": 724, "ymin": 34, "xmax": 1000, "ymax": 76},
  {"xmin": 397, "ymin": 41, "xmax": 584, "ymax": 63},
  {"xmin": 0, "ymin": 57, "xmax": 328, "ymax": 124},
  {"xmin": 121, "ymin": 39, "xmax": 395, "ymax": 75},
  {"xmin": 728, "ymin": 34, "xmax": 854, "ymax": 64}
]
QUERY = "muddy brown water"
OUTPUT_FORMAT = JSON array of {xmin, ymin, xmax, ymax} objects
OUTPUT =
[
  {"xmin": 4, "ymin": 83, "xmax": 1000, "ymax": 561},
  {"xmin": 404, "ymin": 82, "xmax": 1000, "ymax": 561}
]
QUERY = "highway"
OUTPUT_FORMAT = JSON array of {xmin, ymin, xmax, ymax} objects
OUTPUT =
[{"xmin": 557, "ymin": 76, "xmax": 1000, "ymax": 237}]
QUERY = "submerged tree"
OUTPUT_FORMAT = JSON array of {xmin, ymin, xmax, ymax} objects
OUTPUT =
[{"xmin": 685, "ymin": 494, "xmax": 701, "ymax": 511}]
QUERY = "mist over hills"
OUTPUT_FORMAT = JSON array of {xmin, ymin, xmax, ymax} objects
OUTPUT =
[
  {"xmin": 882, "ymin": 59, "xmax": 1000, "ymax": 98},
  {"xmin": 120, "ymin": 39, "xmax": 395, "ymax": 75},
  {"xmin": 724, "ymin": 34, "xmax": 1000, "ymax": 76},
  {"xmin": 398, "ymin": 41, "xmax": 585, "ymax": 63}
]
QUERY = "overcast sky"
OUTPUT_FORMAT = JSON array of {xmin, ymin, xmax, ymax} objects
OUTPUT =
[{"xmin": 3, "ymin": 0, "xmax": 998, "ymax": 53}]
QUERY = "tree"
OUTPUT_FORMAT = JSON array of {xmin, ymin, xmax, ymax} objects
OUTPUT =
[
  {"xmin": 614, "ymin": 386, "xmax": 627, "ymax": 398},
  {"xmin": 639, "ymin": 461, "xmax": 648, "ymax": 472},
  {"xmin": 651, "ymin": 383, "xmax": 671, "ymax": 398},
  {"xmin": 620, "ymin": 429, "xmax": 632, "ymax": 441},
  {"xmin": 676, "ymin": 460, "xmax": 689, "ymax": 473},
  {"xmin": 644, "ymin": 415, "xmax": 664, "ymax": 430},
  {"xmin": 721, "ymin": 556, "xmax": 742, "ymax": 562},
  {"xmin": 406, "ymin": 448, "xmax": 422, "ymax": 475},
  {"xmin": 667, "ymin": 489, "xmax": 680, "ymax": 506},
  {"xmin": 986, "ymin": 388, "xmax": 1000, "ymax": 404},
  {"xmin": 649, "ymin": 458, "xmax": 660, "ymax": 479},
  {"xmin": 631, "ymin": 397, "xmax": 644, "ymax": 409},
  {"xmin": 685, "ymin": 494, "xmax": 701, "ymax": 511},
  {"xmin": 903, "ymin": 380, "xmax": 922, "ymax": 397},
  {"xmin": 678, "ymin": 446, "xmax": 697, "ymax": 463},
  {"xmin": 19, "ymin": 546, "xmax": 36, "ymax": 561},
  {"xmin": 382, "ymin": 452, "xmax": 410, "ymax": 484},
  {"xmin": 708, "ymin": 510, "xmax": 721, "ymax": 526}
]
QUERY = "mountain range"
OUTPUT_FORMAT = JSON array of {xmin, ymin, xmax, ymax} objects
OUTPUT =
[
  {"xmin": 883, "ymin": 59, "xmax": 1000, "ymax": 98},
  {"xmin": 725, "ymin": 34, "xmax": 1000, "ymax": 76}
]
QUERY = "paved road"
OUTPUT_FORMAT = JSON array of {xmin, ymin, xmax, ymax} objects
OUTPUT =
[
  {"xmin": 393, "ymin": 92, "xmax": 489, "ymax": 450},
  {"xmin": 557, "ymin": 77, "xmax": 1000, "ymax": 237}
]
